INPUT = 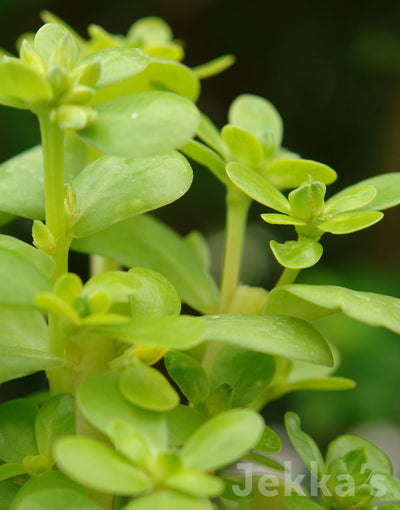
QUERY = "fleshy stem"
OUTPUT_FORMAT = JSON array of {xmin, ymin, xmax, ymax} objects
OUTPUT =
[
  {"xmin": 39, "ymin": 115, "xmax": 72, "ymax": 395},
  {"xmin": 39, "ymin": 115, "xmax": 69, "ymax": 281},
  {"xmin": 90, "ymin": 254, "xmax": 121, "ymax": 277},
  {"xmin": 39, "ymin": 119, "xmax": 115, "ymax": 508},
  {"xmin": 274, "ymin": 267, "xmax": 300, "ymax": 287},
  {"xmin": 218, "ymin": 185, "xmax": 251, "ymax": 313},
  {"xmin": 203, "ymin": 186, "xmax": 250, "ymax": 372}
]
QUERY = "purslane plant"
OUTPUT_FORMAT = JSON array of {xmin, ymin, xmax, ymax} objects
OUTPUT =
[{"xmin": 0, "ymin": 11, "xmax": 400, "ymax": 510}]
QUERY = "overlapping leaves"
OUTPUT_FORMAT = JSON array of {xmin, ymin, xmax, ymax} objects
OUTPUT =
[
  {"xmin": 53, "ymin": 370, "xmax": 265, "ymax": 506},
  {"xmin": 285, "ymin": 412, "xmax": 400, "ymax": 510},
  {"xmin": 186, "ymin": 92, "xmax": 400, "ymax": 271},
  {"xmin": 229, "ymin": 167, "xmax": 385, "ymax": 269},
  {"xmin": 265, "ymin": 284, "xmax": 400, "ymax": 335},
  {"xmin": 0, "ymin": 395, "xmax": 74, "ymax": 484}
]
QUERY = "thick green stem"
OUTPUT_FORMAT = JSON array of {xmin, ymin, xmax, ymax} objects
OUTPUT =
[
  {"xmin": 218, "ymin": 186, "xmax": 251, "ymax": 313},
  {"xmin": 39, "ymin": 115, "xmax": 72, "ymax": 395},
  {"xmin": 274, "ymin": 267, "xmax": 300, "ymax": 287},
  {"xmin": 37, "ymin": 109, "xmax": 119, "ymax": 510},
  {"xmin": 203, "ymin": 187, "xmax": 250, "ymax": 373},
  {"xmin": 39, "ymin": 115, "xmax": 69, "ymax": 281},
  {"xmin": 90, "ymin": 254, "xmax": 120, "ymax": 277},
  {"xmin": 46, "ymin": 317, "xmax": 73, "ymax": 395}
]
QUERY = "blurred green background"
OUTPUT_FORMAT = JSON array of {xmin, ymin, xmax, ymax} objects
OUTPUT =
[{"xmin": 1, "ymin": 0, "xmax": 400, "ymax": 445}]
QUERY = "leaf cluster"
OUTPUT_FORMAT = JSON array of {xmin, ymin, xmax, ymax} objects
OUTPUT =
[
  {"xmin": 285, "ymin": 412, "xmax": 400, "ymax": 510},
  {"xmin": 0, "ymin": 10, "xmax": 399, "ymax": 510}
]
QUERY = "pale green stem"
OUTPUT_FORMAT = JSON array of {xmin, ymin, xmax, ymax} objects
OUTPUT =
[
  {"xmin": 39, "ymin": 118, "xmax": 114, "ymax": 510},
  {"xmin": 38, "ymin": 115, "xmax": 69, "ymax": 281},
  {"xmin": 39, "ymin": 115, "xmax": 73, "ymax": 395},
  {"xmin": 90, "ymin": 254, "xmax": 121, "ymax": 277},
  {"xmin": 218, "ymin": 186, "xmax": 251, "ymax": 313},
  {"xmin": 274, "ymin": 267, "xmax": 300, "ymax": 287},
  {"xmin": 203, "ymin": 187, "xmax": 250, "ymax": 373}
]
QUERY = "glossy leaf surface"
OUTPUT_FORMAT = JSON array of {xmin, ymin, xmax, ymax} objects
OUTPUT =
[
  {"xmin": 166, "ymin": 405, "xmax": 206, "ymax": 446},
  {"xmin": 288, "ymin": 181, "xmax": 326, "ymax": 221},
  {"xmin": 261, "ymin": 213, "xmax": 305, "ymax": 226},
  {"xmin": 181, "ymin": 409, "xmax": 264, "ymax": 471},
  {"xmin": 72, "ymin": 215, "xmax": 220, "ymax": 313},
  {"xmin": 201, "ymin": 314, "xmax": 333, "ymax": 366},
  {"xmin": 193, "ymin": 54, "xmax": 235, "ymax": 79},
  {"xmin": 34, "ymin": 23, "xmax": 78, "ymax": 66},
  {"xmin": 326, "ymin": 434, "xmax": 392, "ymax": 474},
  {"xmin": 265, "ymin": 159, "xmax": 337, "ymax": 189},
  {"xmin": 72, "ymin": 152, "xmax": 192, "ymax": 237},
  {"xmin": 108, "ymin": 421, "xmax": 152, "ymax": 469},
  {"xmin": 166, "ymin": 469, "xmax": 224, "ymax": 497},
  {"xmin": 0, "ymin": 308, "xmax": 62, "ymax": 384},
  {"xmin": 205, "ymin": 382, "xmax": 233, "ymax": 416},
  {"xmin": 0, "ymin": 399, "xmax": 38, "ymax": 463},
  {"xmin": 127, "ymin": 17, "xmax": 173, "ymax": 45},
  {"xmin": 54, "ymin": 436, "xmax": 151, "ymax": 495},
  {"xmin": 78, "ymin": 371, "xmax": 167, "ymax": 451},
  {"xmin": 318, "ymin": 211, "xmax": 383, "ymax": 234},
  {"xmin": 91, "ymin": 315, "xmax": 206, "ymax": 350},
  {"xmin": 197, "ymin": 113, "xmax": 230, "ymax": 159},
  {"xmin": 254, "ymin": 425, "xmax": 281, "ymax": 454},
  {"xmin": 265, "ymin": 284, "xmax": 400, "ymax": 333},
  {"xmin": 270, "ymin": 239, "xmax": 323, "ymax": 269},
  {"xmin": 80, "ymin": 47, "xmax": 149, "ymax": 89},
  {"xmin": 285, "ymin": 412, "xmax": 325, "ymax": 478},
  {"xmin": 222, "ymin": 125, "xmax": 263, "ymax": 166},
  {"xmin": 283, "ymin": 377, "xmax": 355, "ymax": 393},
  {"xmin": 209, "ymin": 346, "xmax": 275, "ymax": 407},
  {"xmin": 165, "ymin": 351, "xmax": 208, "ymax": 405},
  {"xmin": 330, "ymin": 173, "xmax": 400, "ymax": 211},
  {"xmin": 227, "ymin": 161, "xmax": 290, "ymax": 213},
  {"xmin": 0, "ymin": 235, "xmax": 54, "ymax": 278},
  {"xmin": 35, "ymin": 394, "xmax": 75, "ymax": 461},
  {"xmin": 325, "ymin": 185, "xmax": 376, "ymax": 215},
  {"xmin": 372, "ymin": 474, "xmax": 400, "ymax": 502},
  {"xmin": 0, "ymin": 138, "xmax": 86, "ymax": 219},
  {"xmin": 181, "ymin": 140, "xmax": 229, "ymax": 185},
  {"xmin": 120, "ymin": 358, "xmax": 179, "ymax": 411},
  {"xmin": 0, "ymin": 59, "xmax": 51, "ymax": 108},
  {"xmin": 0, "ymin": 344, "xmax": 61, "ymax": 385},
  {"xmin": 79, "ymin": 91, "xmax": 199, "ymax": 158},
  {"xmin": 91, "ymin": 59, "xmax": 200, "ymax": 103},
  {"xmin": 228, "ymin": 94, "xmax": 283, "ymax": 149},
  {"xmin": 0, "ymin": 240, "xmax": 52, "ymax": 305},
  {"xmin": 83, "ymin": 267, "xmax": 181, "ymax": 317}
]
